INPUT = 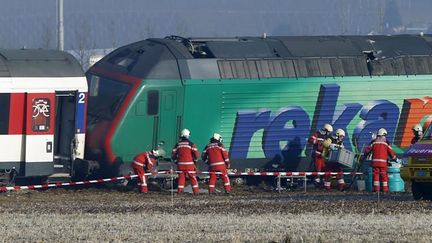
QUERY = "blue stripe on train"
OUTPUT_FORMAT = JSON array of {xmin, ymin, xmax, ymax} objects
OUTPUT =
[{"xmin": 75, "ymin": 92, "xmax": 86, "ymax": 133}]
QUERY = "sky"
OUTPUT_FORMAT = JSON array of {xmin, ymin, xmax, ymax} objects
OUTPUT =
[{"xmin": 0, "ymin": 0, "xmax": 430, "ymax": 51}]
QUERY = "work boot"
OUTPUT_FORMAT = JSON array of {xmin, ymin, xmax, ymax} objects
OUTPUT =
[
  {"xmin": 324, "ymin": 182, "xmax": 331, "ymax": 191},
  {"xmin": 313, "ymin": 178, "xmax": 322, "ymax": 188}
]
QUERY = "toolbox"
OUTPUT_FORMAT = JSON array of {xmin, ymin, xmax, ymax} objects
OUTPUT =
[{"xmin": 326, "ymin": 148, "xmax": 355, "ymax": 168}]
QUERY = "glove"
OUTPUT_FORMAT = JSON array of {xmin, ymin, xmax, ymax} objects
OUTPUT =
[{"xmin": 330, "ymin": 144, "xmax": 337, "ymax": 150}]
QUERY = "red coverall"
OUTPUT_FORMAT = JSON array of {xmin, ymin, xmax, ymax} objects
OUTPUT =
[
  {"xmin": 171, "ymin": 138, "xmax": 200, "ymax": 194},
  {"xmin": 323, "ymin": 139, "xmax": 345, "ymax": 191},
  {"xmin": 308, "ymin": 131, "xmax": 329, "ymax": 183},
  {"xmin": 131, "ymin": 151, "xmax": 157, "ymax": 193},
  {"xmin": 364, "ymin": 136, "xmax": 396, "ymax": 192},
  {"xmin": 202, "ymin": 142, "xmax": 231, "ymax": 193}
]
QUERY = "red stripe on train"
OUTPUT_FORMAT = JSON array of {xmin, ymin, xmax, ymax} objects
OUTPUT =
[{"xmin": 9, "ymin": 93, "xmax": 25, "ymax": 134}]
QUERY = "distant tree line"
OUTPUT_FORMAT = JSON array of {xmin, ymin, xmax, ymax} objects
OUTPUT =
[{"xmin": 0, "ymin": 0, "xmax": 428, "ymax": 69}]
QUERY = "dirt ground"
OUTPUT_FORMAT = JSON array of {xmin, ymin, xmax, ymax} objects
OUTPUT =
[{"xmin": 0, "ymin": 184, "xmax": 431, "ymax": 242}]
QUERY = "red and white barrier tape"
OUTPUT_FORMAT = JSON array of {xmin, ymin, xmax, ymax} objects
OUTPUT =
[
  {"xmin": 205, "ymin": 171, "xmax": 363, "ymax": 176},
  {"xmin": 0, "ymin": 170, "xmax": 363, "ymax": 191},
  {"xmin": 0, "ymin": 174, "xmax": 132, "ymax": 191}
]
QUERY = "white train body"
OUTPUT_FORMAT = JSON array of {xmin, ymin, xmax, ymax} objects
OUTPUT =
[{"xmin": 0, "ymin": 50, "xmax": 87, "ymax": 178}]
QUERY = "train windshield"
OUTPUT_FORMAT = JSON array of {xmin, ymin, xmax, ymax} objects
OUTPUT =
[{"xmin": 87, "ymin": 75, "xmax": 132, "ymax": 122}]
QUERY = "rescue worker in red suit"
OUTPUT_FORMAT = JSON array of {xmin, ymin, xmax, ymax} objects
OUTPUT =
[
  {"xmin": 308, "ymin": 124, "xmax": 333, "ymax": 185},
  {"xmin": 364, "ymin": 128, "xmax": 397, "ymax": 192},
  {"xmin": 322, "ymin": 129, "xmax": 346, "ymax": 191},
  {"xmin": 411, "ymin": 124, "xmax": 423, "ymax": 145},
  {"xmin": 131, "ymin": 149, "xmax": 162, "ymax": 193},
  {"xmin": 171, "ymin": 128, "xmax": 200, "ymax": 194},
  {"xmin": 201, "ymin": 133, "xmax": 231, "ymax": 194}
]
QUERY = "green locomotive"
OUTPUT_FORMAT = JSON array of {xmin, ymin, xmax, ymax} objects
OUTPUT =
[{"xmin": 85, "ymin": 35, "xmax": 432, "ymax": 173}]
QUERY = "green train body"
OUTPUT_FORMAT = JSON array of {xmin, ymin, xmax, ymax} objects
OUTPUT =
[{"xmin": 85, "ymin": 35, "xmax": 432, "ymax": 172}]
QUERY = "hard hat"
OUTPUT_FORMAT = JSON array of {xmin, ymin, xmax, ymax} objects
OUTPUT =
[
  {"xmin": 377, "ymin": 128, "xmax": 387, "ymax": 136},
  {"xmin": 213, "ymin": 133, "xmax": 222, "ymax": 141},
  {"xmin": 181, "ymin": 128, "xmax": 190, "ymax": 138},
  {"xmin": 336, "ymin": 129, "xmax": 345, "ymax": 137},
  {"xmin": 152, "ymin": 150, "xmax": 159, "ymax": 157},
  {"xmin": 152, "ymin": 149, "xmax": 166, "ymax": 158},
  {"xmin": 157, "ymin": 141, "xmax": 165, "ymax": 148},
  {"xmin": 322, "ymin": 124, "xmax": 333, "ymax": 133},
  {"xmin": 412, "ymin": 124, "xmax": 423, "ymax": 132}
]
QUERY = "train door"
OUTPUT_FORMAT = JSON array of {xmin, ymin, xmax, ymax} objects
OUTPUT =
[
  {"xmin": 24, "ymin": 93, "xmax": 55, "ymax": 176},
  {"xmin": 53, "ymin": 91, "xmax": 78, "ymax": 175},
  {"xmin": 150, "ymin": 89, "xmax": 182, "ymax": 152}
]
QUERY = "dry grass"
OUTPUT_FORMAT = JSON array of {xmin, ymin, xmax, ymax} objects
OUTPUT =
[
  {"xmin": 0, "ymin": 212, "xmax": 431, "ymax": 242},
  {"xmin": 0, "ymin": 188, "xmax": 431, "ymax": 242}
]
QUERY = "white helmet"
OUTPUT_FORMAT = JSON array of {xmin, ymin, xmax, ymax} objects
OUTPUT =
[
  {"xmin": 152, "ymin": 149, "xmax": 166, "ymax": 158},
  {"xmin": 213, "ymin": 133, "xmax": 222, "ymax": 141},
  {"xmin": 335, "ymin": 129, "xmax": 345, "ymax": 137},
  {"xmin": 181, "ymin": 128, "xmax": 190, "ymax": 138},
  {"xmin": 377, "ymin": 128, "xmax": 387, "ymax": 136},
  {"xmin": 152, "ymin": 150, "xmax": 159, "ymax": 157},
  {"xmin": 413, "ymin": 124, "xmax": 423, "ymax": 132},
  {"xmin": 323, "ymin": 124, "xmax": 333, "ymax": 133}
]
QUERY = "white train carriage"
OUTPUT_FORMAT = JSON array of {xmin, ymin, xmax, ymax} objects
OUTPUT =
[{"xmin": 0, "ymin": 49, "xmax": 87, "ymax": 181}]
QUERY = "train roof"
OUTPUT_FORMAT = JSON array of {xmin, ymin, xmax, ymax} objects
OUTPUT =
[
  {"xmin": 0, "ymin": 49, "xmax": 84, "ymax": 77},
  {"xmin": 90, "ymin": 35, "xmax": 432, "ymax": 80}
]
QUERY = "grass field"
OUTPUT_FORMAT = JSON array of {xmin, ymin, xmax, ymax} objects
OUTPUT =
[
  {"xmin": 1, "ymin": 212, "xmax": 432, "ymax": 242},
  {"xmin": 0, "ymin": 188, "xmax": 431, "ymax": 242}
]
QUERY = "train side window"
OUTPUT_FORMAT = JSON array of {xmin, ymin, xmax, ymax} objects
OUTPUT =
[
  {"xmin": 0, "ymin": 94, "xmax": 10, "ymax": 134},
  {"xmin": 147, "ymin": 90, "xmax": 159, "ymax": 115},
  {"xmin": 89, "ymin": 75, "xmax": 100, "ymax": 96}
]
